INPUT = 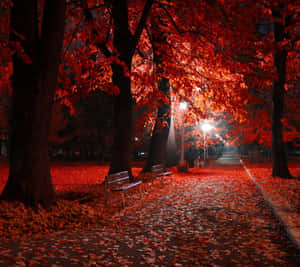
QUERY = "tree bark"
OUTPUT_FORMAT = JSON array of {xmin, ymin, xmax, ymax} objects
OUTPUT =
[
  {"xmin": 109, "ymin": 62, "xmax": 133, "ymax": 174},
  {"xmin": 143, "ymin": 78, "xmax": 171, "ymax": 172},
  {"xmin": 108, "ymin": 0, "xmax": 134, "ymax": 175},
  {"xmin": 108, "ymin": 0, "xmax": 153, "ymax": 176},
  {"xmin": 1, "ymin": 0, "xmax": 66, "ymax": 207},
  {"xmin": 143, "ymin": 13, "xmax": 171, "ymax": 172},
  {"xmin": 271, "ymin": 6, "xmax": 292, "ymax": 178}
]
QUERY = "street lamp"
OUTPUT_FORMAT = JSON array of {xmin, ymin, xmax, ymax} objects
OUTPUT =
[
  {"xmin": 179, "ymin": 101, "xmax": 187, "ymax": 171},
  {"xmin": 201, "ymin": 122, "xmax": 213, "ymax": 161}
]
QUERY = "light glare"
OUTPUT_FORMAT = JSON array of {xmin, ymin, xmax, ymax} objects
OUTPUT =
[
  {"xmin": 180, "ymin": 102, "xmax": 187, "ymax": 110},
  {"xmin": 202, "ymin": 122, "xmax": 213, "ymax": 132}
]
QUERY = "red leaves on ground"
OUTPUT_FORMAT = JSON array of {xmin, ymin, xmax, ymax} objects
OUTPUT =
[{"xmin": 0, "ymin": 161, "xmax": 299, "ymax": 265}]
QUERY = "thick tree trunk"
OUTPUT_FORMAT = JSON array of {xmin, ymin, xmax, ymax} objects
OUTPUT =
[
  {"xmin": 143, "ymin": 13, "xmax": 171, "ymax": 172},
  {"xmin": 143, "ymin": 78, "xmax": 171, "ymax": 172},
  {"xmin": 109, "ymin": 63, "xmax": 133, "ymax": 175},
  {"xmin": 271, "ymin": 6, "xmax": 292, "ymax": 178},
  {"xmin": 107, "ymin": 0, "xmax": 153, "ymax": 176},
  {"xmin": 108, "ymin": 0, "xmax": 133, "ymax": 175},
  {"xmin": 1, "ymin": 0, "xmax": 66, "ymax": 207}
]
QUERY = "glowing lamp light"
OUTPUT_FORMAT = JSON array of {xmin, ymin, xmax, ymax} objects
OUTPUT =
[
  {"xmin": 179, "ymin": 101, "xmax": 187, "ymax": 110},
  {"xmin": 201, "ymin": 122, "xmax": 213, "ymax": 133}
]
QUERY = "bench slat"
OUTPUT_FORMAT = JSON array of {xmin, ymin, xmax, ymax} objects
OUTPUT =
[
  {"xmin": 112, "ymin": 180, "xmax": 142, "ymax": 191},
  {"xmin": 152, "ymin": 166, "xmax": 164, "ymax": 171},
  {"xmin": 106, "ymin": 171, "xmax": 129, "ymax": 179},
  {"xmin": 105, "ymin": 170, "xmax": 143, "ymax": 207},
  {"xmin": 154, "ymin": 171, "xmax": 172, "ymax": 177},
  {"xmin": 106, "ymin": 175, "xmax": 130, "ymax": 184},
  {"xmin": 150, "ymin": 164, "xmax": 172, "ymax": 184}
]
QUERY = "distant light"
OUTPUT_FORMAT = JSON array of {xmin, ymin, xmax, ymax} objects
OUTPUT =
[
  {"xmin": 195, "ymin": 87, "xmax": 200, "ymax": 91},
  {"xmin": 134, "ymin": 137, "xmax": 138, "ymax": 141},
  {"xmin": 201, "ymin": 122, "xmax": 213, "ymax": 133},
  {"xmin": 180, "ymin": 101, "xmax": 187, "ymax": 110}
]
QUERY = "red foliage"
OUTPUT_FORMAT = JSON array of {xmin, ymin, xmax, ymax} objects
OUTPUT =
[{"xmin": 0, "ymin": 0, "xmax": 299, "ymax": 147}]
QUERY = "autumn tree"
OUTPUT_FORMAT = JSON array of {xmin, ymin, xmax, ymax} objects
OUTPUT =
[
  {"xmin": 92, "ymin": 0, "xmax": 154, "ymax": 175},
  {"xmin": 221, "ymin": 1, "xmax": 299, "ymax": 178},
  {"xmin": 142, "ymin": 11, "xmax": 172, "ymax": 172},
  {"xmin": 143, "ymin": 0, "xmax": 252, "ymax": 168},
  {"xmin": 270, "ymin": 2, "xmax": 295, "ymax": 178},
  {"xmin": 1, "ymin": 0, "xmax": 66, "ymax": 207},
  {"xmin": 0, "ymin": 1, "xmax": 12, "ymax": 151},
  {"xmin": 177, "ymin": 0, "xmax": 299, "ymax": 178},
  {"xmin": 46, "ymin": 0, "xmax": 155, "ymax": 174},
  {"xmin": 59, "ymin": 0, "xmax": 255, "ymax": 174}
]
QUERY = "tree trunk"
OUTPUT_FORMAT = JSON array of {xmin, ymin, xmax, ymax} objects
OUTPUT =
[
  {"xmin": 1, "ymin": 0, "xmax": 66, "ymax": 207},
  {"xmin": 143, "ymin": 13, "xmax": 171, "ymax": 172},
  {"xmin": 108, "ymin": 0, "xmax": 134, "ymax": 175},
  {"xmin": 109, "ymin": 63, "xmax": 133, "ymax": 174},
  {"xmin": 271, "ymin": 6, "xmax": 292, "ymax": 178},
  {"xmin": 108, "ymin": 0, "xmax": 153, "ymax": 176},
  {"xmin": 143, "ymin": 78, "xmax": 171, "ymax": 172}
]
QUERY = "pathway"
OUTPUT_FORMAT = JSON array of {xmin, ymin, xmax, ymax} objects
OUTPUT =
[
  {"xmin": 214, "ymin": 150, "xmax": 241, "ymax": 165},
  {"xmin": 0, "ymin": 162, "xmax": 299, "ymax": 266}
]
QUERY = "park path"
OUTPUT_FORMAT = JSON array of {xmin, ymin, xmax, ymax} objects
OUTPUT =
[
  {"xmin": 214, "ymin": 150, "xmax": 241, "ymax": 165},
  {"xmin": 0, "ymin": 161, "xmax": 299, "ymax": 266}
]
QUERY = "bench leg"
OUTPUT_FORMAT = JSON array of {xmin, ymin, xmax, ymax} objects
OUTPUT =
[
  {"xmin": 105, "ymin": 190, "xmax": 109, "ymax": 207},
  {"xmin": 121, "ymin": 192, "xmax": 125, "ymax": 208},
  {"xmin": 141, "ymin": 182, "xmax": 147, "ymax": 193}
]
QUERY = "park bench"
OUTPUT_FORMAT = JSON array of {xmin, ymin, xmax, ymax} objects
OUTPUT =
[
  {"xmin": 151, "ymin": 164, "xmax": 172, "ymax": 184},
  {"xmin": 104, "ymin": 171, "xmax": 142, "ymax": 207}
]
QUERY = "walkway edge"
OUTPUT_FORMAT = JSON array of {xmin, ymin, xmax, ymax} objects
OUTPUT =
[{"xmin": 241, "ymin": 159, "xmax": 300, "ymax": 251}]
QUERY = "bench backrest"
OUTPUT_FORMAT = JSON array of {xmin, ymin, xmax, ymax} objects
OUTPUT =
[
  {"xmin": 151, "ymin": 164, "xmax": 164, "ymax": 174},
  {"xmin": 105, "ymin": 171, "xmax": 130, "ymax": 187}
]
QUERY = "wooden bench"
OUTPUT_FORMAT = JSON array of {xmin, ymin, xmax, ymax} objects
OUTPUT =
[
  {"xmin": 151, "ymin": 164, "xmax": 172, "ymax": 184},
  {"xmin": 104, "ymin": 171, "xmax": 142, "ymax": 207}
]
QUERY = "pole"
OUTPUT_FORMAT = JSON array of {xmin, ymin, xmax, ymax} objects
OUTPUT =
[
  {"xmin": 203, "ymin": 132, "xmax": 206, "ymax": 161},
  {"xmin": 180, "ymin": 114, "xmax": 185, "ymax": 165}
]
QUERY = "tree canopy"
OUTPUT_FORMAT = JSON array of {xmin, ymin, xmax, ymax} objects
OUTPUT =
[{"xmin": 0, "ymin": 0, "xmax": 299, "ymax": 206}]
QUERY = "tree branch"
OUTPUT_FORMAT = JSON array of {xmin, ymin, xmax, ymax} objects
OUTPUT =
[
  {"xmin": 136, "ymin": 47, "xmax": 150, "ymax": 60},
  {"xmin": 158, "ymin": 3, "xmax": 183, "ymax": 34},
  {"xmin": 95, "ymin": 41, "xmax": 112, "ymax": 58},
  {"xmin": 92, "ymin": 7, "xmax": 113, "ymax": 58},
  {"xmin": 132, "ymin": 0, "xmax": 154, "ymax": 49}
]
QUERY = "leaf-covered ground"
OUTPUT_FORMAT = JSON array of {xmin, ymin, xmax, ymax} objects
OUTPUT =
[
  {"xmin": 0, "ymin": 160, "xmax": 299, "ymax": 266},
  {"xmin": 244, "ymin": 161, "xmax": 300, "ymax": 213},
  {"xmin": 244, "ymin": 160, "xmax": 300, "ymax": 248},
  {"xmin": 0, "ymin": 162, "xmax": 142, "ymax": 241}
]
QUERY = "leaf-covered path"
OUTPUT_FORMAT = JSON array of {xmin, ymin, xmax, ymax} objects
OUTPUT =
[{"xmin": 0, "ymin": 165, "xmax": 299, "ymax": 266}]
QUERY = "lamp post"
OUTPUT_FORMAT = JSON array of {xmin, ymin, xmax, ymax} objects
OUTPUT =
[
  {"xmin": 178, "ymin": 101, "xmax": 187, "ymax": 171},
  {"xmin": 201, "ymin": 122, "xmax": 213, "ymax": 162}
]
